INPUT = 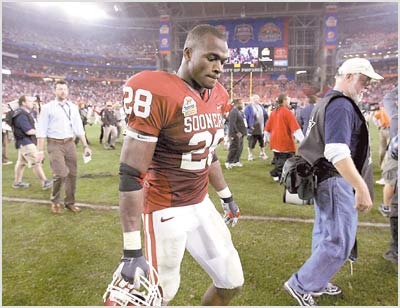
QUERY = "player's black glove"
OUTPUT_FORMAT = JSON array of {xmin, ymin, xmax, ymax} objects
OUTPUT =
[
  {"xmin": 119, "ymin": 249, "xmax": 149, "ymax": 288},
  {"xmin": 220, "ymin": 197, "xmax": 241, "ymax": 227}
]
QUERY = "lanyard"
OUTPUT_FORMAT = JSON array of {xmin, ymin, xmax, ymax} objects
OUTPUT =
[{"xmin": 60, "ymin": 103, "xmax": 71, "ymax": 121}]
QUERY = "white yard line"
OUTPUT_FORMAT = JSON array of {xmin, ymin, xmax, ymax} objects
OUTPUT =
[{"xmin": 3, "ymin": 196, "xmax": 390, "ymax": 228}]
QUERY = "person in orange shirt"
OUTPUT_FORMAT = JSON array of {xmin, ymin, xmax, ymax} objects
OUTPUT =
[
  {"xmin": 264, "ymin": 94, "xmax": 304, "ymax": 181},
  {"xmin": 373, "ymin": 105, "xmax": 390, "ymax": 169}
]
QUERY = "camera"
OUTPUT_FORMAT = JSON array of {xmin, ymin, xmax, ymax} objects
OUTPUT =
[
  {"xmin": 368, "ymin": 102, "xmax": 379, "ymax": 112},
  {"xmin": 7, "ymin": 100, "xmax": 19, "ymax": 112},
  {"xmin": 289, "ymin": 102, "xmax": 298, "ymax": 110}
]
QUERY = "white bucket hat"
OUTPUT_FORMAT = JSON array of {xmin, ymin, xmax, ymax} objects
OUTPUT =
[{"xmin": 338, "ymin": 57, "xmax": 384, "ymax": 80}]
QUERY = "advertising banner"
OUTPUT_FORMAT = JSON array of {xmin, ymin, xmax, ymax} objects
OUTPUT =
[
  {"xmin": 159, "ymin": 16, "xmax": 171, "ymax": 55},
  {"xmin": 324, "ymin": 8, "xmax": 338, "ymax": 49},
  {"xmin": 211, "ymin": 18, "xmax": 285, "ymax": 48}
]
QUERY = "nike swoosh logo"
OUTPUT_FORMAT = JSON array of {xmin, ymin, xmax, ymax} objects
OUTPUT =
[{"xmin": 160, "ymin": 216, "xmax": 175, "ymax": 223}]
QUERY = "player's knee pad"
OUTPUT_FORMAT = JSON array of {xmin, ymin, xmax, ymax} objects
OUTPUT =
[
  {"xmin": 214, "ymin": 249, "xmax": 244, "ymax": 289},
  {"xmin": 224, "ymin": 251, "xmax": 245, "ymax": 288},
  {"xmin": 158, "ymin": 269, "xmax": 181, "ymax": 303}
]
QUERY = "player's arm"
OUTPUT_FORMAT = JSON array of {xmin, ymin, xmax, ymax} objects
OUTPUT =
[
  {"xmin": 117, "ymin": 128, "xmax": 157, "ymax": 285},
  {"xmin": 209, "ymin": 156, "xmax": 241, "ymax": 227},
  {"xmin": 119, "ymin": 131, "xmax": 156, "ymax": 234}
]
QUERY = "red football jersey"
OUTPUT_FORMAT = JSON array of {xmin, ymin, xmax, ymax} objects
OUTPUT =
[{"xmin": 124, "ymin": 71, "xmax": 229, "ymax": 213}]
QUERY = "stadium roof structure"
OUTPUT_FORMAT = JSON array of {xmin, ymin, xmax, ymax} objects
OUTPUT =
[
  {"xmin": 3, "ymin": 2, "xmax": 398, "ymax": 27},
  {"xmin": 102, "ymin": 2, "xmax": 397, "ymax": 22}
]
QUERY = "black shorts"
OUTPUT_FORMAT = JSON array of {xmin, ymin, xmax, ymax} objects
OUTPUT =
[{"xmin": 247, "ymin": 134, "xmax": 264, "ymax": 149}]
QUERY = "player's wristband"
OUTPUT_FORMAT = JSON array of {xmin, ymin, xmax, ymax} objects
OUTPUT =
[
  {"xmin": 217, "ymin": 187, "xmax": 233, "ymax": 203},
  {"xmin": 123, "ymin": 231, "xmax": 141, "ymax": 250},
  {"xmin": 123, "ymin": 249, "xmax": 143, "ymax": 258},
  {"xmin": 221, "ymin": 196, "xmax": 234, "ymax": 203}
]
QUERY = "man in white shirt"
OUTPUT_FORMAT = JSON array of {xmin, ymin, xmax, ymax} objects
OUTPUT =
[{"xmin": 37, "ymin": 80, "xmax": 92, "ymax": 214}]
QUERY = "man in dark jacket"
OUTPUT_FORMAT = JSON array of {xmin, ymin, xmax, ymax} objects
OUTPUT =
[
  {"xmin": 225, "ymin": 99, "xmax": 247, "ymax": 169},
  {"xmin": 12, "ymin": 95, "xmax": 52, "ymax": 190},
  {"xmin": 102, "ymin": 101, "xmax": 118, "ymax": 149}
]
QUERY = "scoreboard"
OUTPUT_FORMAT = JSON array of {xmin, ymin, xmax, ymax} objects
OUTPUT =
[{"xmin": 223, "ymin": 46, "xmax": 289, "ymax": 73}]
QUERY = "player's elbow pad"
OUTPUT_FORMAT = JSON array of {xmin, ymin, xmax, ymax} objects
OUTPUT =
[{"xmin": 119, "ymin": 163, "xmax": 144, "ymax": 192}]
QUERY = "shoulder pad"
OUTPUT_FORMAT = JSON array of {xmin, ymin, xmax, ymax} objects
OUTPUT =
[{"xmin": 125, "ymin": 71, "xmax": 176, "ymax": 97}]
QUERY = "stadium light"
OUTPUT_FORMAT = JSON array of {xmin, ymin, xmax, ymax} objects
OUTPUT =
[
  {"xmin": 34, "ymin": 3, "xmax": 58, "ymax": 8},
  {"xmin": 61, "ymin": 3, "xmax": 107, "ymax": 20},
  {"xmin": 32, "ymin": 55, "xmax": 37, "ymax": 58},
  {"xmin": 32, "ymin": 2, "xmax": 107, "ymax": 20},
  {"xmin": 296, "ymin": 70, "xmax": 307, "ymax": 75}
]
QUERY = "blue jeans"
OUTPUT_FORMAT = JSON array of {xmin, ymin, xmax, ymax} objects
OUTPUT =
[{"xmin": 288, "ymin": 176, "xmax": 358, "ymax": 293}]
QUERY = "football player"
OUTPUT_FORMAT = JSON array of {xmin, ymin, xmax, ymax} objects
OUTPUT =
[{"xmin": 106, "ymin": 24, "xmax": 244, "ymax": 305}]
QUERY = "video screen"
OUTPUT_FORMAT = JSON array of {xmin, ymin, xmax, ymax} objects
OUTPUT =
[
  {"xmin": 228, "ymin": 48, "xmax": 241, "ymax": 64},
  {"xmin": 239, "ymin": 47, "xmax": 259, "ymax": 65},
  {"xmin": 227, "ymin": 47, "xmax": 259, "ymax": 65}
]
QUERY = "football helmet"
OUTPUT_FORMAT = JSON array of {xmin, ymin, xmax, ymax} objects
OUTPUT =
[{"xmin": 103, "ymin": 262, "xmax": 162, "ymax": 306}]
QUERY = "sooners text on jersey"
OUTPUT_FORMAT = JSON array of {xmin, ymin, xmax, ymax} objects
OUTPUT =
[{"xmin": 124, "ymin": 71, "xmax": 229, "ymax": 213}]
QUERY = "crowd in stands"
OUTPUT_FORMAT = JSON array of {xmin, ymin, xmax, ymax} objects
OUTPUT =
[
  {"xmin": 371, "ymin": 61, "xmax": 398, "ymax": 76},
  {"xmin": 3, "ymin": 21, "xmax": 158, "ymax": 62},
  {"xmin": 337, "ymin": 31, "xmax": 398, "ymax": 58},
  {"xmin": 221, "ymin": 74, "xmax": 318, "ymax": 105},
  {"xmin": 2, "ymin": 76, "xmax": 123, "ymax": 106},
  {"xmin": 3, "ymin": 57, "xmax": 135, "ymax": 81},
  {"xmin": 219, "ymin": 74, "xmax": 397, "ymax": 111},
  {"xmin": 2, "ymin": 15, "xmax": 397, "ymax": 120},
  {"xmin": 361, "ymin": 77, "xmax": 398, "ymax": 106},
  {"xmin": 3, "ymin": 44, "xmax": 157, "ymax": 67}
]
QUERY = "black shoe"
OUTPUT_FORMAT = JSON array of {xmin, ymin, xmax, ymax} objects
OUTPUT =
[{"xmin": 284, "ymin": 281, "xmax": 316, "ymax": 306}]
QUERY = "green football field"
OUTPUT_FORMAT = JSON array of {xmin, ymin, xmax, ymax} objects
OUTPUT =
[{"xmin": 2, "ymin": 123, "xmax": 398, "ymax": 306}]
